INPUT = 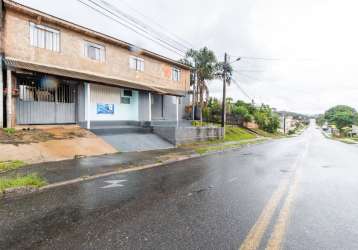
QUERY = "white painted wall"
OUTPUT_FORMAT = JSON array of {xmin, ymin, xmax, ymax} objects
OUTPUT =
[{"xmin": 90, "ymin": 84, "xmax": 139, "ymax": 121}]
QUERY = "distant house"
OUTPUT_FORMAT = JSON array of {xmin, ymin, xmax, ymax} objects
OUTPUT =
[
  {"xmin": 279, "ymin": 115, "xmax": 295, "ymax": 133},
  {"xmin": 0, "ymin": 0, "xmax": 191, "ymax": 128},
  {"xmin": 351, "ymin": 125, "xmax": 358, "ymax": 136}
]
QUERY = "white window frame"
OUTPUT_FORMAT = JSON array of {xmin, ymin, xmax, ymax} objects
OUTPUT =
[
  {"xmin": 129, "ymin": 56, "xmax": 145, "ymax": 72},
  {"xmin": 29, "ymin": 22, "xmax": 60, "ymax": 52},
  {"xmin": 172, "ymin": 67, "xmax": 181, "ymax": 81},
  {"xmin": 84, "ymin": 41, "xmax": 106, "ymax": 62}
]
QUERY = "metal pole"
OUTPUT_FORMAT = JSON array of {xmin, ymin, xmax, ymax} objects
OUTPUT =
[
  {"xmin": 221, "ymin": 53, "xmax": 228, "ymax": 129},
  {"xmin": 192, "ymin": 71, "xmax": 196, "ymax": 121},
  {"xmin": 6, "ymin": 69, "xmax": 12, "ymax": 128},
  {"xmin": 85, "ymin": 82, "xmax": 91, "ymax": 129},
  {"xmin": 0, "ymin": 0, "xmax": 4, "ymax": 128},
  {"xmin": 148, "ymin": 92, "xmax": 152, "ymax": 122}
]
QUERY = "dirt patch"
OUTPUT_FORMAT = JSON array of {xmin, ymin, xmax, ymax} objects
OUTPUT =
[
  {"xmin": 0, "ymin": 127, "xmax": 90, "ymax": 145},
  {"xmin": 0, "ymin": 127, "xmax": 117, "ymax": 164}
]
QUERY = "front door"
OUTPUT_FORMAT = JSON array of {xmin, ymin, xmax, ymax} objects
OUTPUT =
[{"xmin": 151, "ymin": 94, "xmax": 164, "ymax": 120}]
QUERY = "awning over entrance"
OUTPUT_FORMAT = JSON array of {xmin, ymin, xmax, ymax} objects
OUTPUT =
[{"xmin": 4, "ymin": 57, "xmax": 186, "ymax": 96}]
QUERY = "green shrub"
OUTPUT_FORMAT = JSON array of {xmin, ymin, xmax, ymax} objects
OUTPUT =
[
  {"xmin": 3, "ymin": 128, "xmax": 16, "ymax": 136},
  {"xmin": 191, "ymin": 121, "xmax": 202, "ymax": 127}
]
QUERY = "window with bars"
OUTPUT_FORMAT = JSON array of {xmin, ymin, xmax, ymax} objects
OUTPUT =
[
  {"xmin": 84, "ymin": 41, "xmax": 105, "ymax": 62},
  {"xmin": 29, "ymin": 22, "xmax": 60, "ymax": 52},
  {"xmin": 172, "ymin": 67, "xmax": 181, "ymax": 81},
  {"xmin": 129, "ymin": 56, "xmax": 144, "ymax": 72}
]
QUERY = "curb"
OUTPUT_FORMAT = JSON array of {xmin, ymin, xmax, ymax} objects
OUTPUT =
[{"xmin": 1, "ymin": 138, "xmax": 270, "ymax": 199}]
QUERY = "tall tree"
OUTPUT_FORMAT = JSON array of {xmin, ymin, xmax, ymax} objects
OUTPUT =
[
  {"xmin": 180, "ymin": 47, "xmax": 218, "ymax": 121},
  {"xmin": 324, "ymin": 105, "xmax": 357, "ymax": 130}
]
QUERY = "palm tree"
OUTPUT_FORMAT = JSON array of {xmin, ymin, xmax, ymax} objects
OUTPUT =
[{"xmin": 181, "ymin": 47, "xmax": 218, "ymax": 121}]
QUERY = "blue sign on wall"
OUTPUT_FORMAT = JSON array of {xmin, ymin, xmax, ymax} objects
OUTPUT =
[{"xmin": 97, "ymin": 104, "xmax": 114, "ymax": 114}]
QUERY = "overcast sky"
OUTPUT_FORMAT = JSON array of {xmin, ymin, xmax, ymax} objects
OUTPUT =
[{"xmin": 15, "ymin": 0, "xmax": 358, "ymax": 115}]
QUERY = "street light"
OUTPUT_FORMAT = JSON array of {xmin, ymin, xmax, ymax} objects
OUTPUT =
[
  {"xmin": 221, "ymin": 55, "xmax": 241, "ymax": 130},
  {"xmin": 229, "ymin": 57, "xmax": 241, "ymax": 64}
]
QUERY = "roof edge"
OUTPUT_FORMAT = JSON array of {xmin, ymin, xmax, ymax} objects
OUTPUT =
[{"xmin": 4, "ymin": 57, "xmax": 187, "ymax": 96}]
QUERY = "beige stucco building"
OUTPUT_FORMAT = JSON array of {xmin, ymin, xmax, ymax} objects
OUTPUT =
[{"xmin": 0, "ymin": 0, "xmax": 191, "ymax": 128}]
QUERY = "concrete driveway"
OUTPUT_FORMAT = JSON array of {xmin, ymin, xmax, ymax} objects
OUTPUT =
[{"xmin": 98, "ymin": 132, "xmax": 174, "ymax": 152}]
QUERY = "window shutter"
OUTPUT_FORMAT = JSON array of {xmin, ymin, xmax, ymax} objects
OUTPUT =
[
  {"xmin": 53, "ymin": 33, "xmax": 60, "ymax": 52},
  {"xmin": 45, "ymin": 32, "xmax": 53, "ymax": 51},
  {"xmin": 29, "ymin": 23, "xmax": 36, "ymax": 46},
  {"xmin": 37, "ymin": 29, "xmax": 45, "ymax": 48},
  {"xmin": 129, "ymin": 57, "xmax": 136, "ymax": 69},
  {"xmin": 84, "ymin": 42, "xmax": 88, "ymax": 57},
  {"xmin": 140, "ymin": 60, "xmax": 144, "ymax": 71},
  {"xmin": 100, "ymin": 47, "xmax": 105, "ymax": 62}
]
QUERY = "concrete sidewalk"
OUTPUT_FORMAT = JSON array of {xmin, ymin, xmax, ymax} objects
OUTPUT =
[
  {"xmin": 0, "ymin": 148, "xmax": 193, "ymax": 185},
  {"xmin": 0, "ymin": 138, "xmax": 269, "ymax": 190}
]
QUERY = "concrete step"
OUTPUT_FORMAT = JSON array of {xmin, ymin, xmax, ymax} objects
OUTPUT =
[{"xmin": 97, "ymin": 133, "xmax": 174, "ymax": 152}]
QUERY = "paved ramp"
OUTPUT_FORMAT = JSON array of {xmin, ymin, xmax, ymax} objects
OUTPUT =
[{"xmin": 98, "ymin": 133, "xmax": 174, "ymax": 152}]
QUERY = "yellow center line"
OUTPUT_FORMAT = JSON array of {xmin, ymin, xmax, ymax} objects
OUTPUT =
[
  {"xmin": 266, "ymin": 142, "xmax": 310, "ymax": 250},
  {"xmin": 239, "ymin": 178, "xmax": 289, "ymax": 250},
  {"xmin": 239, "ymin": 140, "xmax": 310, "ymax": 250},
  {"xmin": 265, "ymin": 168, "xmax": 302, "ymax": 250}
]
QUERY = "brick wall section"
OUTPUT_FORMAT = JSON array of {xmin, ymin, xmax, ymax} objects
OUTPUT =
[{"xmin": 3, "ymin": 8, "xmax": 190, "ymax": 93}]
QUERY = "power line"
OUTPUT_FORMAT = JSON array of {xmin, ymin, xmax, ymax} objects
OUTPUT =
[
  {"xmin": 112, "ymin": 0, "xmax": 195, "ymax": 49},
  {"xmin": 86, "ymin": 0, "xmax": 187, "ymax": 54},
  {"xmin": 240, "ymin": 56, "xmax": 282, "ymax": 61},
  {"xmin": 236, "ymin": 56, "xmax": 316, "ymax": 62},
  {"xmin": 99, "ymin": 0, "xmax": 190, "ymax": 51},
  {"xmin": 232, "ymin": 78, "xmax": 253, "ymax": 102},
  {"xmin": 237, "ymin": 72, "xmax": 263, "ymax": 82},
  {"xmin": 236, "ymin": 70, "xmax": 265, "ymax": 73},
  {"xmin": 76, "ymin": 0, "xmax": 186, "ymax": 56}
]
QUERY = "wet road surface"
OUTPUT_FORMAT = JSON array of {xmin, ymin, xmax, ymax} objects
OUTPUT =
[{"xmin": 1, "ymin": 124, "xmax": 358, "ymax": 249}]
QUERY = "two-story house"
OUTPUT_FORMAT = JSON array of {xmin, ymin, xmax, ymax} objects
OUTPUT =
[{"xmin": 0, "ymin": 0, "xmax": 191, "ymax": 129}]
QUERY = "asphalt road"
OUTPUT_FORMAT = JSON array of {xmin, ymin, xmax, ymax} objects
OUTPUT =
[{"xmin": 1, "ymin": 123, "xmax": 358, "ymax": 250}]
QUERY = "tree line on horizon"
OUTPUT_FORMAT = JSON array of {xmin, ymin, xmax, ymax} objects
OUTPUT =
[{"xmin": 316, "ymin": 105, "xmax": 358, "ymax": 131}]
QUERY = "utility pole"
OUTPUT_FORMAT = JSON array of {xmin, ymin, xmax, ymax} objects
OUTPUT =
[
  {"xmin": 221, "ymin": 53, "xmax": 228, "ymax": 129},
  {"xmin": 192, "ymin": 69, "xmax": 197, "ymax": 121}
]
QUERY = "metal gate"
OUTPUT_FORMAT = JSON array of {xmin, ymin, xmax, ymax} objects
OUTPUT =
[{"xmin": 16, "ymin": 74, "xmax": 77, "ymax": 125}]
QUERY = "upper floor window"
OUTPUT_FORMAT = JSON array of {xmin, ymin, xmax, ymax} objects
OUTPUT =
[
  {"xmin": 172, "ymin": 67, "xmax": 181, "ymax": 81},
  {"xmin": 84, "ymin": 41, "xmax": 105, "ymax": 62},
  {"xmin": 29, "ymin": 22, "xmax": 60, "ymax": 52},
  {"xmin": 129, "ymin": 56, "xmax": 144, "ymax": 72}
]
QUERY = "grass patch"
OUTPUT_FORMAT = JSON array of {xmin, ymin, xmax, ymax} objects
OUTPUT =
[
  {"xmin": 195, "ymin": 139, "xmax": 267, "ymax": 155},
  {"xmin": 3, "ymin": 128, "xmax": 16, "ymax": 136},
  {"xmin": 224, "ymin": 126, "xmax": 256, "ymax": 141},
  {"xmin": 0, "ymin": 160, "xmax": 26, "ymax": 173},
  {"xmin": 191, "ymin": 121, "xmax": 220, "ymax": 127},
  {"xmin": 249, "ymin": 128, "xmax": 285, "ymax": 138},
  {"xmin": 0, "ymin": 174, "xmax": 47, "ymax": 192}
]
